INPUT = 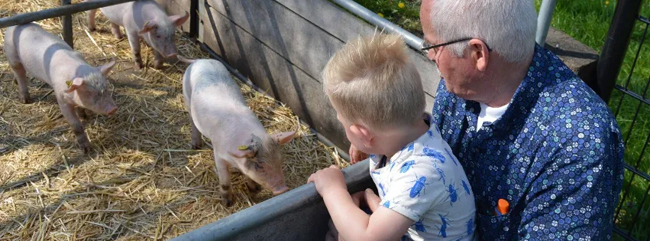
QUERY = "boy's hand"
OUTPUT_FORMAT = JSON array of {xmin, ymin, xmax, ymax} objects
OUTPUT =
[
  {"xmin": 308, "ymin": 165, "xmax": 347, "ymax": 196},
  {"xmin": 349, "ymin": 144, "xmax": 369, "ymax": 164},
  {"xmin": 351, "ymin": 190, "xmax": 366, "ymax": 207},
  {"xmin": 364, "ymin": 188, "xmax": 381, "ymax": 212}
]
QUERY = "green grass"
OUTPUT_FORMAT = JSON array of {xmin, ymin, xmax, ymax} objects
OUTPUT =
[
  {"xmin": 353, "ymin": 0, "xmax": 650, "ymax": 239},
  {"xmin": 352, "ymin": 0, "xmax": 423, "ymax": 36}
]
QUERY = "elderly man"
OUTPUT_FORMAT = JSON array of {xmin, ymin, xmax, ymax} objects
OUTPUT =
[{"xmin": 350, "ymin": 0, "xmax": 625, "ymax": 240}]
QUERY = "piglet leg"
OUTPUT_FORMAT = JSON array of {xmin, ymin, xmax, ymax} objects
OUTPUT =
[
  {"xmin": 59, "ymin": 100, "xmax": 90, "ymax": 153},
  {"xmin": 245, "ymin": 177, "xmax": 261, "ymax": 192},
  {"xmin": 153, "ymin": 51, "xmax": 164, "ymax": 69},
  {"xmin": 126, "ymin": 30, "xmax": 143, "ymax": 69},
  {"xmin": 110, "ymin": 23, "xmax": 123, "ymax": 39},
  {"xmin": 214, "ymin": 154, "xmax": 233, "ymax": 206},
  {"xmin": 88, "ymin": 9, "xmax": 97, "ymax": 31},
  {"xmin": 10, "ymin": 62, "xmax": 30, "ymax": 104},
  {"xmin": 75, "ymin": 108, "xmax": 88, "ymax": 120},
  {"xmin": 190, "ymin": 119, "xmax": 202, "ymax": 149}
]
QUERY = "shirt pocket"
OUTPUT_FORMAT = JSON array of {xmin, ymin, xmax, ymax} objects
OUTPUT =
[{"xmin": 477, "ymin": 211, "xmax": 512, "ymax": 239}]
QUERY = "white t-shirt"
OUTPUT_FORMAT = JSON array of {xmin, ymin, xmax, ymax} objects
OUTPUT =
[
  {"xmin": 368, "ymin": 114, "xmax": 476, "ymax": 241},
  {"xmin": 476, "ymin": 102, "xmax": 509, "ymax": 131}
]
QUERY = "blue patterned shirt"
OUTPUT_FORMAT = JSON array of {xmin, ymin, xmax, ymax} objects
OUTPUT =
[{"xmin": 431, "ymin": 44, "xmax": 625, "ymax": 240}]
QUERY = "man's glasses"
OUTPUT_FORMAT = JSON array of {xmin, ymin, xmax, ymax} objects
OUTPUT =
[{"xmin": 421, "ymin": 38, "xmax": 492, "ymax": 56}]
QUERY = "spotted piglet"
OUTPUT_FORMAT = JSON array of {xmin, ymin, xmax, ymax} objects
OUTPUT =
[
  {"xmin": 87, "ymin": 0, "xmax": 188, "ymax": 69},
  {"xmin": 182, "ymin": 59, "xmax": 296, "ymax": 206},
  {"xmin": 4, "ymin": 23, "xmax": 118, "ymax": 153}
]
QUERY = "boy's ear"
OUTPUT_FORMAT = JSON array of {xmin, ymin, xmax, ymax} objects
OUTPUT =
[{"xmin": 350, "ymin": 124, "xmax": 373, "ymax": 148}]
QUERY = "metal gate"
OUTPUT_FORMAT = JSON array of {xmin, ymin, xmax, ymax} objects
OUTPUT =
[{"xmin": 598, "ymin": 0, "xmax": 650, "ymax": 240}]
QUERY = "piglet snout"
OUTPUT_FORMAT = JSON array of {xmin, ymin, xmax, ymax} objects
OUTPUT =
[
  {"xmin": 106, "ymin": 106, "xmax": 118, "ymax": 116},
  {"xmin": 272, "ymin": 185, "xmax": 289, "ymax": 195}
]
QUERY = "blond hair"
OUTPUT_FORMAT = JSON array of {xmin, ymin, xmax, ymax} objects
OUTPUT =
[{"xmin": 322, "ymin": 33, "xmax": 425, "ymax": 130}]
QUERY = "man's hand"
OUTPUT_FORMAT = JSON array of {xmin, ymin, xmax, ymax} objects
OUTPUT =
[
  {"xmin": 349, "ymin": 144, "xmax": 369, "ymax": 164},
  {"xmin": 308, "ymin": 165, "xmax": 347, "ymax": 196}
]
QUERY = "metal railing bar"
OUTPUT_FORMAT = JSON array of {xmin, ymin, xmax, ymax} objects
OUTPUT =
[
  {"xmin": 623, "ymin": 22, "xmax": 647, "ymax": 91},
  {"xmin": 61, "ymin": 0, "xmax": 73, "ymax": 48},
  {"xmin": 627, "ymin": 183, "xmax": 650, "ymax": 237},
  {"xmin": 614, "ymin": 21, "xmax": 648, "ymax": 117},
  {"xmin": 616, "ymin": 170, "xmax": 637, "ymax": 223},
  {"xmin": 614, "ymin": 227, "xmax": 640, "ymax": 241},
  {"xmin": 615, "ymin": 132, "xmax": 650, "ymax": 222},
  {"xmin": 616, "ymin": 158, "xmax": 650, "ymax": 222},
  {"xmin": 623, "ymin": 162, "xmax": 650, "ymax": 182},
  {"xmin": 639, "ymin": 16, "xmax": 650, "ymax": 25},
  {"xmin": 0, "ymin": 0, "xmax": 137, "ymax": 29},
  {"xmin": 614, "ymin": 85, "xmax": 650, "ymax": 106}
]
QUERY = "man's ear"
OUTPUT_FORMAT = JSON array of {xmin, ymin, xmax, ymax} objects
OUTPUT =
[
  {"xmin": 350, "ymin": 123, "xmax": 374, "ymax": 148},
  {"xmin": 469, "ymin": 38, "xmax": 489, "ymax": 72}
]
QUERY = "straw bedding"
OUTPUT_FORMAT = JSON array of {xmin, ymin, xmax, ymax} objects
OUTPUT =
[{"xmin": 0, "ymin": 0, "xmax": 348, "ymax": 240}]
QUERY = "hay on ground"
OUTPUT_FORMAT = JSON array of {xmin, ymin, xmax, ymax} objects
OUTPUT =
[{"xmin": 0, "ymin": 1, "xmax": 348, "ymax": 240}]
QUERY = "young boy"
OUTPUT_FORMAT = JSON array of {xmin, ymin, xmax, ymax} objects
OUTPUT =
[{"xmin": 308, "ymin": 34, "xmax": 476, "ymax": 241}]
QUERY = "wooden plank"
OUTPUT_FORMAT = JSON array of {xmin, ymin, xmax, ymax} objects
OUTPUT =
[
  {"xmin": 200, "ymin": 5, "xmax": 350, "ymax": 148},
  {"xmin": 158, "ymin": 0, "xmax": 192, "ymax": 33},
  {"xmin": 197, "ymin": 0, "xmax": 439, "ymax": 148},
  {"xmin": 275, "ymin": 0, "xmax": 440, "ymax": 98},
  {"xmin": 206, "ymin": 0, "xmax": 337, "ymax": 81},
  {"xmin": 205, "ymin": 0, "xmax": 439, "ymax": 97}
]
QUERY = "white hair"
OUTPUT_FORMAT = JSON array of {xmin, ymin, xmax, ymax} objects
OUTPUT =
[{"xmin": 428, "ymin": 0, "xmax": 537, "ymax": 63}]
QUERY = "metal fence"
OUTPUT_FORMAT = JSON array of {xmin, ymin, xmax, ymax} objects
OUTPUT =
[
  {"xmin": 1, "ymin": 0, "xmax": 649, "ymax": 240},
  {"xmin": 599, "ymin": 0, "xmax": 650, "ymax": 240}
]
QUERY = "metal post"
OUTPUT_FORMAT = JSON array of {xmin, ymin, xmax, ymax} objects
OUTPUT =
[
  {"xmin": 189, "ymin": 0, "xmax": 199, "ymax": 38},
  {"xmin": 0, "ymin": 0, "xmax": 136, "ymax": 29},
  {"xmin": 596, "ymin": 0, "xmax": 642, "ymax": 102},
  {"xmin": 535, "ymin": 0, "xmax": 557, "ymax": 45},
  {"xmin": 61, "ymin": 0, "xmax": 73, "ymax": 48},
  {"xmin": 330, "ymin": 0, "xmax": 423, "ymax": 50}
]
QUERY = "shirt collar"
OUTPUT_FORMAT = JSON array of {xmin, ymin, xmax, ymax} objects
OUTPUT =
[{"xmin": 462, "ymin": 44, "xmax": 557, "ymax": 131}]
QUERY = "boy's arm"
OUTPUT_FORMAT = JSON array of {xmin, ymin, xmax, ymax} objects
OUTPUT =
[{"xmin": 309, "ymin": 166, "xmax": 414, "ymax": 241}]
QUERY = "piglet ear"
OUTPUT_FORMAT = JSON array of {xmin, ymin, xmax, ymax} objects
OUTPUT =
[
  {"xmin": 271, "ymin": 129, "xmax": 297, "ymax": 145},
  {"xmin": 98, "ymin": 59, "xmax": 116, "ymax": 76},
  {"xmin": 169, "ymin": 12, "xmax": 189, "ymax": 27},
  {"xmin": 64, "ymin": 77, "xmax": 85, "ymax": 93},
  {"xmin": 229, "ymin": 146, "xmax": 256, "ymax": 159},
  {"xmin": 138, "ymin": 21, "xmax": 157, "ymax": 34}
]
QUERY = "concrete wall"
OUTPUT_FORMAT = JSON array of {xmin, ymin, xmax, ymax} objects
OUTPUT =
[{"xmin": 196, "ymin": 0, "xmax": 440, "ymax": 150}]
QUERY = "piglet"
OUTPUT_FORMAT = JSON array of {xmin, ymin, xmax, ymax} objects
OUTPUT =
[
  {"xmin": 182, "ymin": 59, "xmax": 296, "ymax": 206},
  {"xmin": 87, "ymin": 0, "xmax": 189, "ymax": 69},
  {"xmin": 4, "ymin": 23, "xmax": 118, "ymax": 153}
]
